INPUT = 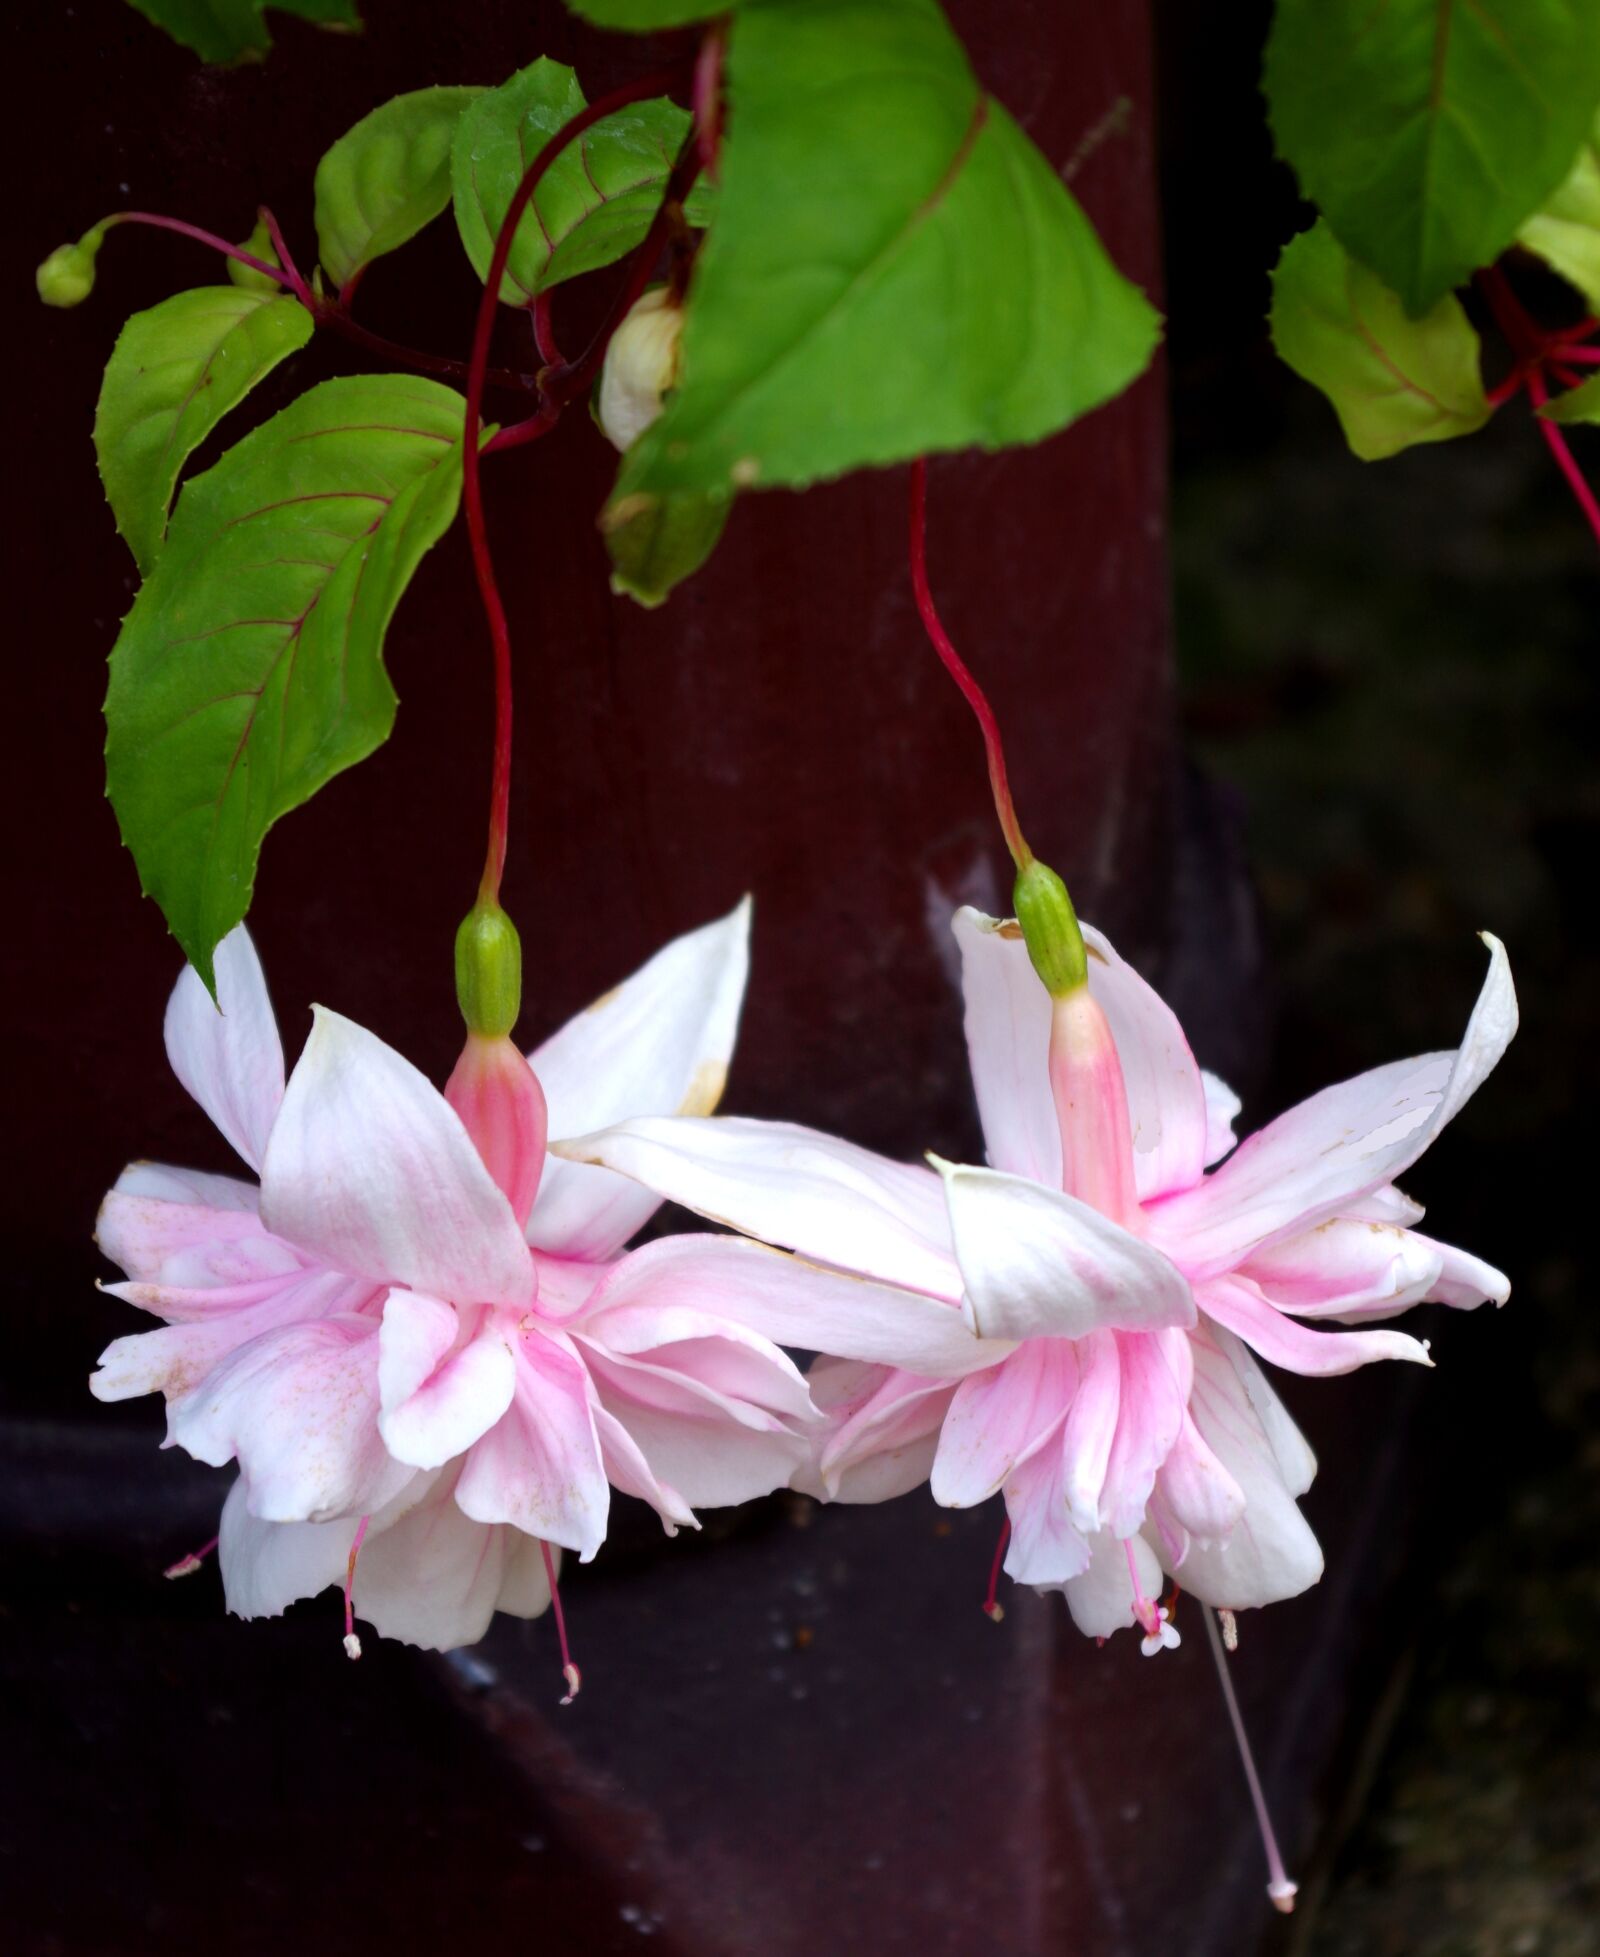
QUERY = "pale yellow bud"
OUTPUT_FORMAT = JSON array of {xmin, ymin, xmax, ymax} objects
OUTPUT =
[{"xmin": 597, "ymin": 286, "xmax": 683, "ymax": 452}]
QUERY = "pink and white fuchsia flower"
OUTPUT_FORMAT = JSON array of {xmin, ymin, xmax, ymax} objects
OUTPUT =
[
  {"xmin": 94, "ymin": 902, "xmax": 904, "ymax": 1657},
  {"xmin": 559, "ymin": 907, "xmax": 1516, "ymax": 1649}
]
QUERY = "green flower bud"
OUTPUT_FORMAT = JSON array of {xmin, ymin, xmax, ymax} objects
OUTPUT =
[
  {"xmin": 228, "ymin": 218, "xmax": 281, "ymax": 293},
  {"xmin": 455, "ymin": 900, "xmax": 522, "ymax": 1038},
  {"xmin": 1013, "ymin": 858, "xmax": 1088, "ymax": 998},
  {"xmin": 37, "ymin": 229, "xmax": 104, "ymax": 309}
]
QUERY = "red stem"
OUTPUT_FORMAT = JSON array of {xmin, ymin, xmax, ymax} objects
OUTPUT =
[
  {"xmin": 460, "ymin": 62, "xmax": 692, "ymax": 902},
  {"xmin": 693, "ymin": 26, "xmax": 726, "ymax": 182},
  {"xmin": 531, "ymin": 291, "xmax": 564, "ymax": 368},
  {"xmin": 907, "ymin": 458, "xmax": 1033, "ymax": 871},
  {"xmin": 1528, "ymin": 368, "xmax": 1600, "ymax": 551},
  {"xmin": 258, "ymin": 205, "xmax": 313, "ymax": 306},
  {"xmin": 1558, "ymin": 342, "xmax": 1600, "ymax": 364},
  {"xmin": 109, "ymin": 209, "xmax": 287, "ymax": 284}
]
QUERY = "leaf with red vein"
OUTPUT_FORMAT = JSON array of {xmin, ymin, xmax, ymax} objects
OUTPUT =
[{"xmin": 105, "ymin": 373, "xmax": 470, "ymax": 989}]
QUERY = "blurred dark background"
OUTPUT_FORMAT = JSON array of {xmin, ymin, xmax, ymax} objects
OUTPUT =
[{"xmin": 2, "ymin": 1, "xmax": 1595, "ymax": 1952}]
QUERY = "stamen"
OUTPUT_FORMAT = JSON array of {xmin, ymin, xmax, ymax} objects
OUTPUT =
[
  {"xmin": 982, "ymin": 1515, "xmax": 1012, "ymax": 1622},
  {"xmin": 1219, "ymin": 1606, "xmax": 1239, "ymax": 1652},
  {"xmin": 343, "ymin": 1515, "xmax": 370, "ymax": 1662},
  {"xmin": 541, "ymin": 1539, "xmax": 582, "ymax": 1705},
  {"xmin": 1203, "ymin": 1605, "xmax": 1297, "ymax": 1913},
  {"xmin": 163, "ymin": 1532, "xmax": 219, "ymax": 1580}
]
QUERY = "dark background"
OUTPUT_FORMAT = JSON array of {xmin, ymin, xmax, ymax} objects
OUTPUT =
[{"xmin": 3, "ymin": 2, "xmax": 1595, "ymax": 1952}]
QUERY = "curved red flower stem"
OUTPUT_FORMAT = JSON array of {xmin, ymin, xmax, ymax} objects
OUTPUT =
[
  {"xmin": 908, "ymin": 458, "xmax": 1033, "ymax": 871},
  {"xmin": 460, "ymin": 62, "xmax": 694, "ymax": 904}
]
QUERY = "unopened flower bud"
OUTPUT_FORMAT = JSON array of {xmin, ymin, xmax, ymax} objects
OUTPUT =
[
  {"xmin": 229, "ymin": 217, "xmax": 281, "ymax": 293},
  {"xmin": 597, "ymin": 286, "xmax": 683, "ymax": 452},
  {"xmin": 1013, "ymin": 858, "xmax": 1087, "ymax": 998},
  {"xmin": 455, "ymin": 899, "xmax": 522, "ymax": 1038},
  {"xmin": 37, "ymin": 228, "xmax": 104, "ymax": 308}
]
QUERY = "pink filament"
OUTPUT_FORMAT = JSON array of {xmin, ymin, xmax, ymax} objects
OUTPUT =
[
  {"xmin": 1202, "ymin": 1604, "xmax": 1297, "ymax": 1913},
  {"xmin": 541, "ymin": 1539, "xmax": 581, "ymax": 1704},
  {"xmin": 344, "ymin": 1514, "xmax": 371, "ymax": 1645},
  {"xmin": 983, "ymin": 1515, "xmax": 1012, "ymax": 1621}
]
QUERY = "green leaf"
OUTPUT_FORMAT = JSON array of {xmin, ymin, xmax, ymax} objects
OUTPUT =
[
  {"xmin": 1518, "ymin": 113, "xmax": 1600, "ymax": 308},
  {"xmin": 1269, "ymin": 222, "xmax": 1491, "ymax": 460},
  {"xmin": 95, "ymin": 286, "xmax": 315, "ymax": 574},
  {"xmin": 615, "ymin": 0, "xmax": 1159, "ymax": 499},
  {"xmin": 315, "ymin": 87, "xmax": 484, "ymax": 293},
  {"xmin": 564, "ymin": 0, "xmax": 732, "ymax": 23},
  {"xmin": 451, "ymin": 56, "xmax": 712, "ymax": 304},
  {"xmin": 124, "ymin": 0, "xmax": 359, "ymax": 64},
  {"xmin": 1265, "ymin": 0, "xmax": 1600, "ymax": 316},
  {"xmin": 1538, "ymin": 370, "xmax": 1600, "ymax": 420},
  {"xmin": 105, "ymin": 374, "xmax": 470, "ymax": 985},
  {"xmin": 602, "ymin": 486, "xmax": 730, "ymax": 605}
]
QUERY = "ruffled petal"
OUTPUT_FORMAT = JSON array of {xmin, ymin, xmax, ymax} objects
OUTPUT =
[
  {"xmin": 261, "ymin": 1007, "xmax": 534, "ymax": 1308},
  {"xmin": 168, "ymin": 1314, "xmax": 410, "ymax": 1523},
  {"xmin": 930, "ymin": 1341, "xmax": 1076, "ymax": 1508},
  {"xmin": 1415, "ymin": 1234, "xmax": 1511, "ymax": 1309},
  {"xmin": 1155, "ymin": 1410, "xmax": 1245, "ymax": 1545},
  {"xmin": 164, "ymin": 927, "xmax": 285, "ymax": 1173},
  {"xmin": 454, "ymin": 1330, "xmax": 609, "ymax": 1559},
  {"xmin": 936, "ymin": 1159, "xmax": 1196, "ymax": 1343},
  {"xmin": 1003, "ymin": 1433, "xmax": 1092, "ymax": 1587},
  {"xmin": 1150, "ymin": 935, "xmax": 1516, "ymax": 1276},
  {"xmin": 1201, "ymin": 1072, "xmax": 1241, "ymax": 1166},
  {"xmin": 580, "ymin": 1232, "xmax": 991, "ymax": 1381},
  {"xmin": 591, "ymin": 1403, "xmax": 697, "ymax": 1532},
  {"xmin": 528, "ymin": 899, "xmax": 750, "ymax": 1258},
  {"xmin": 555, "ymin": 1115, "xmax": 961, "ymax": 1300},
  {"xmin": 1199, "ymin": 1276, "xmax": 1433, "ymax": 1376},
  {"xmin": 802, "ymin": 1361, "xmax": 955, "ymax": 1503},
  {"xmin": 1060, "ymin": 1329, "xmax": 1121, "ymax": 1531},
  {"xmin": 378, "ymin": 1293, "xmax": 519, "ymax": 1470},
  {"xmin": 1170, "ymin": 1326, "xmax": 1324, "ymax": 1609},
  {"xmin": 1100, "ymin": 1329, "xmax": 1190, "ymax": 1537},
  {"xmin": 1240, "ymin": 1219, "xmax": 1443, "ymax": 1322}
]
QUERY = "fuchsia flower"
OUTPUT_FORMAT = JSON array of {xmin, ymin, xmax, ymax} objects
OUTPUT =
[
  {"xmin": 559, "ymin": 906, "xmax": 1516, "ymax": 1650},
  {"xmin": 94, "ymin": 902, "xmax": 901, "ymax": 1654}
]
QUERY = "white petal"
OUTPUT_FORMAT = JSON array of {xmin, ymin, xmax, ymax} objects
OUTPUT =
[
  {"xmin": 1052, "ymin": 1527, "xmax": 1162, "ymax": 1639},
  {"xmin": 936, "ymin": 1159, "xmax": 1196, "ymax": 1343},
  {"xmin": 804, "ymin": 1359, "xmax": 954, "ymax": 1502},
  {"xmin": 170, "ymin": 1314, "xmax": 411, "ymax": 1522},
  {"xmin": 555, "ymin": 1115, "xmax": 962, "ymax": 1300},
  {"xmin": 951, "ymin": 907, "xmax": 1060, "ymax": 1184},
  {"xmin": 1170, "ymin": 1326, "xmax": 1324, "ymax": 1608},
  {"xmin": 1003, "ymin": 1434, "xmax": 1092, "ymax": 1587},
  {"xmin": 529, "ymin": 899, "xmax": 751, "ymax": 1258},
  {"xmin": 261, "ymin": 1007, "xmax": 533, "ymax": 1308},
  {"xmin": 1099, "ymin": 1329, "xmax": 1189, "ymax": 1537},
  {"xmin": 1151, "ymin": 935, "xmax": 1516, "ymax": 1276},
  {"xmin": 378, "ymin": 1293, "xmax": 519, "ymax": 1470},
  {"xmin": 1241, "ymin": 1219, "xmax": 1443, "ymax": 1322},
  {"xmin": 1416, "ymin": 1234, "xmax": 1510, "ymax": 1309},
  {"xmin": 164, "ymin": 926, "xmax": 285, "ymax": 1172},
  {"xmin": 1201, "ymin": 1071, "xmax": 1241, "ymax": 1166},
  {"xmin": 581, "ymin": 1232, "xmax": 991, "ymax": 1380}
]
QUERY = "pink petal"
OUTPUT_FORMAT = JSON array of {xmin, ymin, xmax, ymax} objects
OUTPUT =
[
  {"xmin": 592, "ymin": 1403, "xmax": 697, "ymax": 1531},
  {"xmin": 1172, "ymin": 1326, "xmax": 1323, "ymax": 1609},
  {"xmin": 1241, "ymin": 1219, "xmax": 1443, "ymax": 1321},
  {"xmin": 554, "ymin": 1116, "xmax": 962, "ymax": 1300},
  {"xmin": 168, "ymin": 1314, "xmax": 410, "ymax": 1522},
  {"xmin": 454, "ymin": 1330, "xmax": 609, "ymax": 1558},
  {"xmin": 930, "ymin": 1341, "xmax": 1077, "ymax": 1507},
  {"xmin": 97, "ymin": 1176, "xmax": 283, "ymax": 1289},
  {"xmin": 1200, "ymin": 1276, "xmax": 1433, "ymax": 1375},
  {"xmin": 378, "ymin": 1292, "xmax": 519, "ymax": 1470},
  {"xmin": 261, "ymin": 1007, "xmax": 534, "ymax": 1308},
  {"xmin": 164, "ymin": 927, "xmax": 286, "ymax": 1172},
  {"xmin": 936, "ymin": 1159, "xmax": 1196, "ymax": 1343},
  {"xmin": 529, "ymin": 898, "xmax": 750, "ymax": 1259},
  {"xmin": 1415, "ymin": 1234, "xmax": 1510, "ymax": 1308},
  {"xmin": 583, "ymin": 1294, "xmax": 814, "ymax": 1422},
  {"xmin": 806, "ymin": 1361, "xmax": 956, "ymax": 1502},
  {"xmin": 1099, "ymin": 1329, "xmax": 1190, "ymax": 1538},
  {"xmin": 1150, "ymin": 935, "xmax": 1515, "ymax": 1276},
  {"xmin": 581, "ymin": 1232, "xmax": 989, "ymax": 1380},
  {"xmin": 1003, "ymin": 1433, "xmax": 1092, "ymax": 1587},
  {"xmin": 1060, "ymin": 1328, "xmax": 1121, "ymax": 1531}
]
